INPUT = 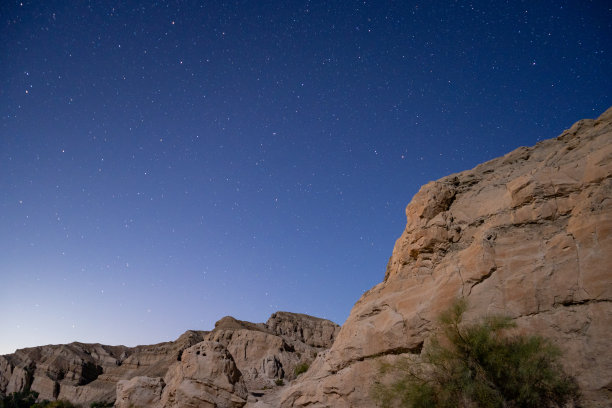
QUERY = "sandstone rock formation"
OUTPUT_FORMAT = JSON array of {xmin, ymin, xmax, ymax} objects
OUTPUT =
[
  {"xmin": 0, "ymin": 330, "xmax": 207, "ymax": 405},
  {"xmin": 266, "ymin": 312, "xmax": 338, "ymax": 349},
  {"xmin": 279, "ymin": 107, "xmax": 612, "ymax": 407},
  {"xmin": 116, "ymin": 341, "xmax": 249, "ymax": 408},
  {"xmin": 115, "ymin": 313, "xmax": 339, "ymax": 407},
  {"xmin": 207, "ymin": 313, "xmax": 339, "ymax": 390},
  {"xmin": 116, "ymin": 376, "xmax": 165, "ymax": 408},
  {"xmin": 0, "ymin": 312, "xmax": 339, "ymax": 407}
]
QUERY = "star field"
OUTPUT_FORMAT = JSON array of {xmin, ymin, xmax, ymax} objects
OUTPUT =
[{"xmin": 1, "ymin": 0, "xmax": 610, "ymax": 354}]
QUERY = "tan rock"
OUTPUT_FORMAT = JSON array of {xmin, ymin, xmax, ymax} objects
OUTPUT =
[
  {"xmin": 0, "ymin": 357, "xmax": 12, "ymax": 394},
  {"xmin": 0, "ymin": 311, "xmax": 338, "ymax": 406},
  {"xmin": 280, "ymin": 108, "xmax": 612, "ymax": 407},
  {"xmin": 159, "ymin": 341, "xmax": 248, "ymax": 408},
  {"xmin": 116, "ymin": 376, "xmax": 164, "ymax": 408},
  {"xmin": 0, "ymin": 332, "xmax": 206, "ymax": 405},
  {"xmin": 205, "ymin": 313, "xmax": 338, "ymax": 390},
  {"xmin": 266, "ymin": 312, "xmax": 340, "ymax": 349}
]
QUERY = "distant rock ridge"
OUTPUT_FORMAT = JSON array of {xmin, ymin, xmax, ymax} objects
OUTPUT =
[
  {"xmin": 277, "ymin": 107, "xmax": 612, "ymax": 407},
  {"xmin": 0, "ymin": 312, "xmax": 339, "ymax": 406}
]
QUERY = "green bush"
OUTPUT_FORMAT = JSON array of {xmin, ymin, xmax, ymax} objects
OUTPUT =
[
  {"xmin": 0, "ymin": 391, "xmax": 78, "ymax": 408},
  {"xmin": 37, "ymin": 401, "xmax": 76, "ymax": 408},
  {"xmin": 372, "ymin": 299, "xmax": 580, "ymax": 408},
  {"xmin": 90, "ymin": 402, "xmax": 114, "ymax": 408},
  {"xmin": 1, "ymin": 391, "xmax": 38, "ymax": 408},
  {"xmin": 274, "ymin": 378, "xmax": 284, "ymax": 386},
  {"xmin": 294, "ymin": 362, "xmax": 309, "ymax": 376}
]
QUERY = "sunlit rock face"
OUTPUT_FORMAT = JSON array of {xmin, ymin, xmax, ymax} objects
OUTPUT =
[
  {"xmin": 279, "ymin": 107, "xmax": 612, "ymax": 408},
  {"xmin": 0, "ymin": 312, "xmax": 339, "ymax": 407}
]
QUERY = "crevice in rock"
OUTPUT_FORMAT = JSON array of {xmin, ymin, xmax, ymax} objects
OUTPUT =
[
  {"xmin": 358, "ymin": 304, "xmax": 390, "ymax": 319},
  {"xmin": 331, "ymin": 343, "xmax": 424, "ymax": 374},
  {"xmin": 457, "ymin": 267, "xmax": 466, "ymax": 297},
  {"xmin": 24, "ymin": 363, "xmax": 35, "ymax": 392},
  {"xmin": 515, "ymin": 311, "xmax": 543, "ymax": 319},
  {"xmin": 468, "ymin": 267, "xmax": 497, "ymax": 295},
  {"xmin": 77, "ymin": 362, "xmax": 103, "ymax": 386},
  {"xmin": 53, "ymin": 381, "xmax": 60, "ymax": 399},
  {"xmin": 554, "ymin": 298, "xmax": 611, "ymax": 308},
  {"xmin": 358, "ymin": 344, "xmax": 424, "ymax": 362}
]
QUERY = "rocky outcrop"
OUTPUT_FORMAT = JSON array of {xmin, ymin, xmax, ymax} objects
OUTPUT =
[
  {"xmin": 159, "ymin": 341, "xmax": 248, "ymax": 408},
  {"xmin": 279, "ymin": 107, "xmax": 612, "ymax": 407},
  {"xmin": 116, "ymin": 313, "xmax": 340, "ymax": 407},
  {"xmin": 116, "ymin": 376, "xmax": 165, "ymax": 408},
  {"xmin": 205, "ymin": 313, "xmax": 338, "ymax": 391},
  {"xmin": 0, "ymin": 312, "xmax": 339, "ymax": 407},
  {"xmin": 0, "ymin": 331, "xmax": 208, "ymax": 405},
  {"xmin": 117, "ymin": 341, "xmax": 248, "ymax": 408},
  {"xmin": 266, "ymin": 312, "xmax": 339, "ymax": 349}
]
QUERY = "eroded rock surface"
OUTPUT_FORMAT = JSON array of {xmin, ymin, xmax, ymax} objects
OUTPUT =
[
  {"xmin": 207, "ymin": 313, "xmax": 338, "ymax": 391},
  {"xmin": 266, "ymin": 312, "xmax": 339, "ymax": 349},
  {"xmin": 279, "ymin": 107, "xmax": 612, "ymax": 407},
  {"xmin": 0, "ymin": 331, "xmax": 207, "ymax": 405},
  {"xmin": 0, "ymin": 313, "xmax": 338, "ymax": 407},
  {"xmin": 160, "ymin": 341, "xmax": 248, "ymax": 408},
  {"xmin": 116, "ymin": 313, "xmax": 339, "ymax": 407},
  {"xmin": 116, "ymin": 376, "xmax": 165, "ymax": 408}
]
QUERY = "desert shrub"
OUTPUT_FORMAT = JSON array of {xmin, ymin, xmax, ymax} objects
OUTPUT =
[
  {"xmin": 0, "ymin": 391, "xmax": 79, "ymax": 408},
  {"xmin": 90, "ymin": 402, "xmax": 114, "ymax": 408},
  {"xmin": 294, "ymin": 362, "xmax": 309, "ymax": 376},
  {"xmin": 0, "ymin": 390, "xmax": 38, "ymax": 408},
  {"xmin": 274, "ymin": 378, "xmax": 284, "ymax": 386},
  {"xmin": 40, "ymin": 401, "xmax": 76, "ymax": 408},
  {"xmin": 30, "ymin": 399, "xmax": 76, "ymax": 408},
  {"xmin": 372, "ymin": 299, "xmax": 580, "ymax": 408}
]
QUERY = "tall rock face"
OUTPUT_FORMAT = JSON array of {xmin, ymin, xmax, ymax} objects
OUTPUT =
[
  {"xmin": 280, "ymin": 108, "xmax": 612, "ymax": 407},
  {"xmin": 0, "ymin": 312, "xmax": 339, "ymax": 407}
]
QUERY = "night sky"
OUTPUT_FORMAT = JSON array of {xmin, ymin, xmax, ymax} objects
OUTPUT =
[{"xmin": 1, "ymin": 1, "xmax": 610, "ymax": 355}]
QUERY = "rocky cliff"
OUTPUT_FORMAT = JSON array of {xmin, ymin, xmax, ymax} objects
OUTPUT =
[
  {"xmin": 278, "ymin": 107, "xmax": 612, "ymax": 407},
  {"xmin": 0, "ymin": 330, "xmax": 208, "ymax": 405},
  {"xmin": 0, "ymin": 312, "xmax": 339, "ymax": 406}
]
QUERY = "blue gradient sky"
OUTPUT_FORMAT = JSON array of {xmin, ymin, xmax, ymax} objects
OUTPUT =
[{"xmin": 1, "ymin": 0, "xmax": 611, "ymax": 355}]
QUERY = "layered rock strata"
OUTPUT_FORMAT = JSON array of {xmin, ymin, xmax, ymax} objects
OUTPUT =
[{"xmin": 279, "ymin": 107, "xmax": 612, "ymax": 407}]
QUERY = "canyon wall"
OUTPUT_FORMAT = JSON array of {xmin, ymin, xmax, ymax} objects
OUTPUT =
[{"xmin": 279, "ymin": 107, "xmax": 612, "ymax": 407}]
